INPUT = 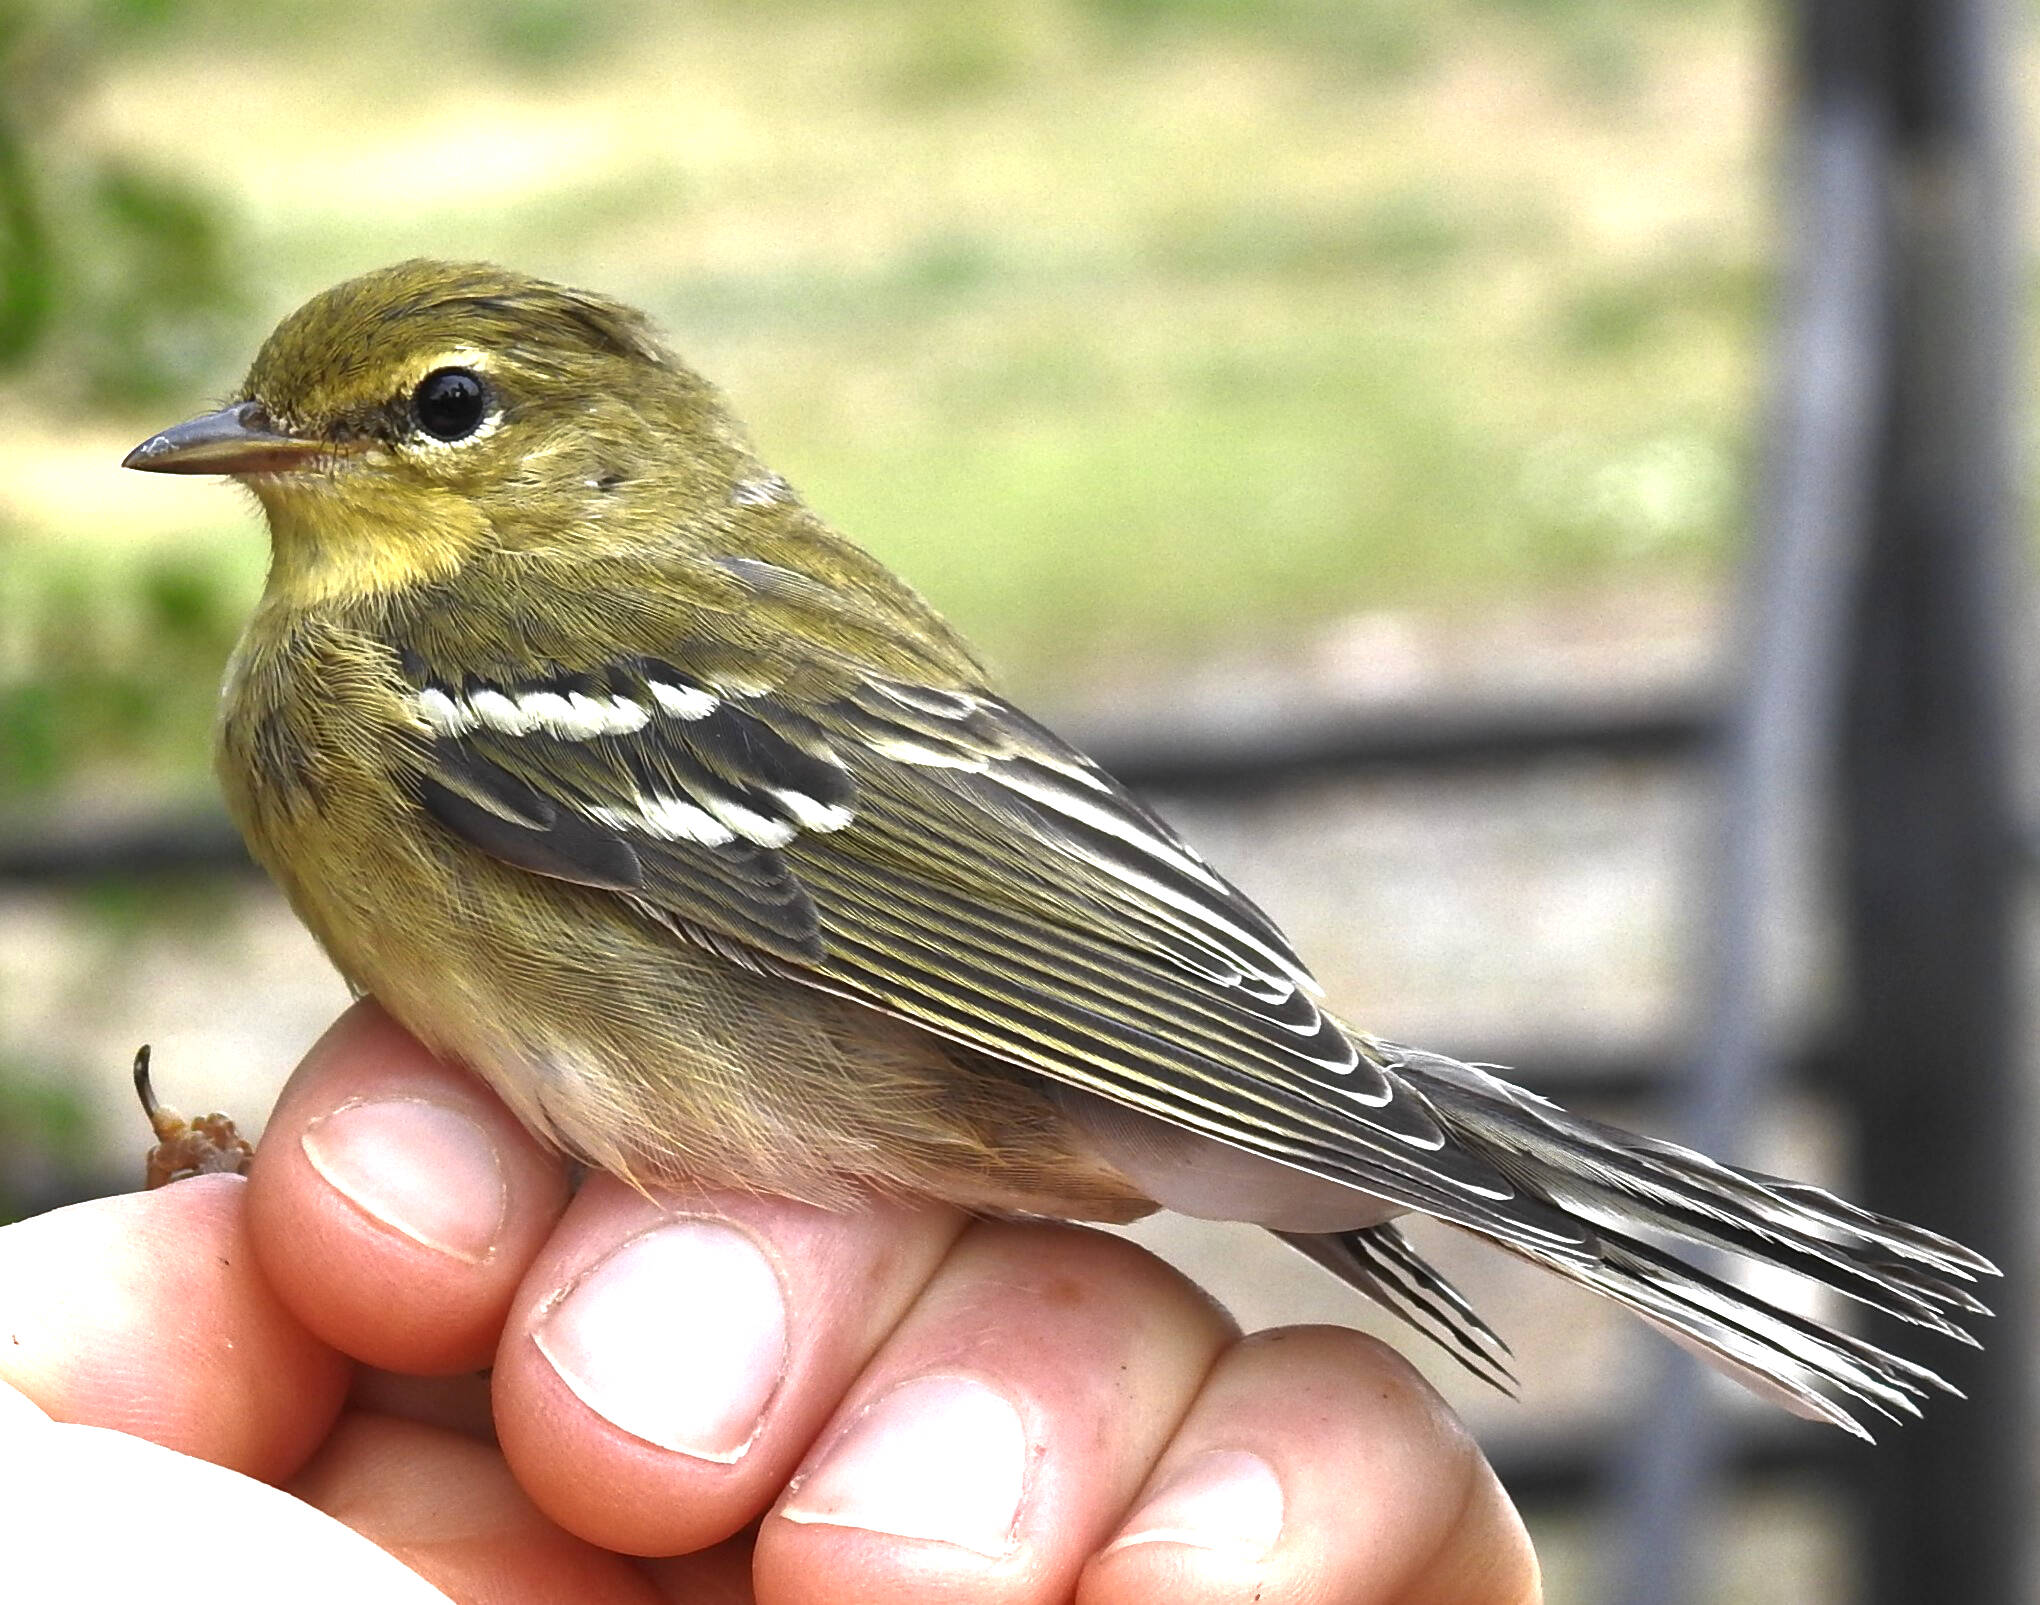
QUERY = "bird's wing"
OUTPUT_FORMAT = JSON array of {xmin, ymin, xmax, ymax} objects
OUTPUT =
[{"xmin": 395, "ymin": 644, "xmax": 1590, "ymax": 1253}]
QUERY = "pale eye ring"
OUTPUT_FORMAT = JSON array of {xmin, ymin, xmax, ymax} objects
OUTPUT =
[{"xmin": 412, "ymin": 367, "xmax": 489, "ymax": 442}]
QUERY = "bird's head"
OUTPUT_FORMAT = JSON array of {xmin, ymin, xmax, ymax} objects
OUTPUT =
[{"xmin": 124, "ymin": 260, "xmax": 756, "ymax": 602}]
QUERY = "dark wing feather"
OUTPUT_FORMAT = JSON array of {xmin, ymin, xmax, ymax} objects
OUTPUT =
[
  {"xmin": 419, "ymin": 749, "xmax": 643, "ymax": 890},
  {"xmin": 395, "ymin": 650, "xmax": 1587, "ymax": 1253}
]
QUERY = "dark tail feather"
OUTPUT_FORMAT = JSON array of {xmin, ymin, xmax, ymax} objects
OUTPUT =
[
  {"xmin": 1280, "ymin": 1222, "xmax": 1517, "ymax": 1395},
  {"xmin": 1303, "ymin": 1045, "xmax": 1995, "ymax": 1440}
]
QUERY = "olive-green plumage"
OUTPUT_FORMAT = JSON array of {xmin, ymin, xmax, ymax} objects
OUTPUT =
[
  {"xmin": 213, "ymin": 262, "xmax": 1132, "ymax": 1215},
  {"xmin": 127, "ymin": 260, "xmax": 1994, "ymax": 1436}
]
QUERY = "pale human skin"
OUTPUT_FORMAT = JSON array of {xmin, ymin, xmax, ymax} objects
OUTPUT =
[{"xmin": 0, "ymin": 1001, "xmax": 1539, "ymax": 1605}]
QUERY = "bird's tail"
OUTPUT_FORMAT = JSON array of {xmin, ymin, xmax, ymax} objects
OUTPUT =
[{"xmin": 1285, "ymin": 1046, "xmax": 1997, "ymax": 1439}]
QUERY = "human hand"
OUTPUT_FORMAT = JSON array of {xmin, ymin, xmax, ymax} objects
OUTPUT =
[{"xmin": 0, "ymin": 1000, "xmax": 1539, "ymax": 1604}]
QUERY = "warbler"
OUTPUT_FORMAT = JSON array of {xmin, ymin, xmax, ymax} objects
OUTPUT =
[{"xmin": 125, "ymin": 261, "xmax": 1990, "ymax": 1435}]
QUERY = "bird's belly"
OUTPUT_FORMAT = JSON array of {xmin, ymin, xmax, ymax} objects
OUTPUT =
[
  {"xmin": 1052, "ymin": 1086, "xmax": 1407, "ymax": 1233},
  {"xmin": 219, "ymin": 680, "xmax": 1274, "ymax": 1223},
  {"xmin": 241, "ymin": 781, "xmax": 1149, "ymax": 1215}
]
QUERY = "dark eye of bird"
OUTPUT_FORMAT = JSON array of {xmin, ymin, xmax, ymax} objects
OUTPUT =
[{"xmin": 411, "ymin": 368, "xmax": 489, "ymax": 442}]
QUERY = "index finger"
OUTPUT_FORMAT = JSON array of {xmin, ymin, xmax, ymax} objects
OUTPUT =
[{"xmin": 247, "ymin": 999, "xmax": 574, "ymax": 1376}]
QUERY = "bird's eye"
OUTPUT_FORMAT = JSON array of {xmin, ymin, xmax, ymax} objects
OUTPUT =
[{"xmin": 411, "ymin": 368, "xmax": 489, "ymax": 442}]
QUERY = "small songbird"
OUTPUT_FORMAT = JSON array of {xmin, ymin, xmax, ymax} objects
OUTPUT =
[{"xmin": 126, "ymin": 261, "xmax": 1991, "ymax": 1436}]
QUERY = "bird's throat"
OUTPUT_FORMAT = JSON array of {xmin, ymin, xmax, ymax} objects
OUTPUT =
[{"xmin": 251, "ymin": 471, "xmax": 489, "ymax": 607}]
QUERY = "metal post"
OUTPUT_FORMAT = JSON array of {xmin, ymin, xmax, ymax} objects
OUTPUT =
[
  {"xmin": 1840, "ymin": 1, "xmax": 2030, "ymax": 1600},
  {"xmin": 1605, "ymin": 2, "xmax": 1889, "ymax": 1598}
]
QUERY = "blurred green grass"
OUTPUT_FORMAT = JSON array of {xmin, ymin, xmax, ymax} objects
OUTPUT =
[{"xmin": 0, "ymin": 0, "xmax": 1768, "ymax": 801}]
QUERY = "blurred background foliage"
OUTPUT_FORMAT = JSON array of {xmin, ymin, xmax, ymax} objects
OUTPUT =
[
  {"xmin": 0, "ymin": 0, "xmax": 1769, "ymax": 813},
  {"xmin": 2, "ymin": 9, "xmax": 2028, "ymax": 1590},
  {"xmin": 0, "ymin": 0, "xmax": 1779, "ymax": 1204}
]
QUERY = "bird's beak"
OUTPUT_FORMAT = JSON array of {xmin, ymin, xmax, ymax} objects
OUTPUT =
[{"xmin": 122, "ymin": 401, "xmax": 332, "ymax": 476}]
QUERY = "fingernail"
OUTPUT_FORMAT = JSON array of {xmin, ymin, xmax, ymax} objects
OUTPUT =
[
  {"xmin": 779, "ymin": 1375, "xmax": 1029, "ymax": 1557},
  {"xmin": 1106, "ymin": 1449, "xmax": 1285, "ymax": 1558},
  {"xmin": 302, "ymin": 1097, "xmax": 506, "ymax": 1263},
  {"xmin": 531, "ymin": 1219, "xmax": 788, "ymax": 1462}
]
